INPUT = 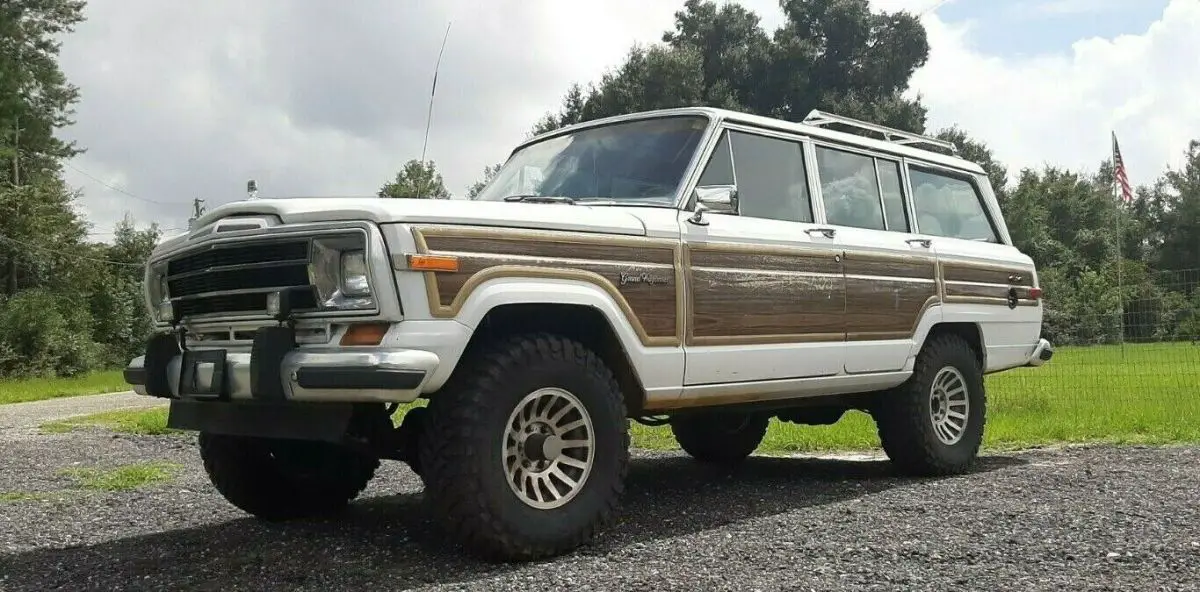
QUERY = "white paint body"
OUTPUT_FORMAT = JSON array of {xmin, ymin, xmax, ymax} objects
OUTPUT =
[{"xmin": 138, "ymin": 106, "xmax": 1048, "ymax": 408}]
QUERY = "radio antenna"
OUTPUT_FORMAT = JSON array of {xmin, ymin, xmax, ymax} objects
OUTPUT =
[{"xmin": 416, "ymin": 21, "xmax": 452, "ymax": 199}]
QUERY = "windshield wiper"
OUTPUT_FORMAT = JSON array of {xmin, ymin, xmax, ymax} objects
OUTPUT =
[{"xmin": 502, "ymin": 194, "xmax": 576, "ymax": 204}]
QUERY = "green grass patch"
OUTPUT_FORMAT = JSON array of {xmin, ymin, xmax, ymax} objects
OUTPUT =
[
  {"xmin": 41, "ymin": 407, "xmax": 174, "ymax": 436},
  {"xmin": 0, "ymin": 491, "xmax": 49, "ymax": 503},
  {"xmin": 42, "ymin": 343, "xmax": 1200, "ymax": 453},
  {"xmin": 58, "ymin": 461, "xmax": 182, "ymax": 492},
  {"xmin": 0, "ymin": 370, "xmax": 129, "ymax": 405}
]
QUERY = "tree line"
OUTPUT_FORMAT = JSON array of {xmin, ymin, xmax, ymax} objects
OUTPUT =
[{"xmin": 3, "ymin": 0, "xmax": 1196, "ymax": 381}]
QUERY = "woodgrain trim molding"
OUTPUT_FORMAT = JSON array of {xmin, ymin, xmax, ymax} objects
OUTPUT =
[
  {"xmin": 410, "ymin": 225, "xmax": 683, "ymax": 347},
  {"xmin": 684, "ymin": 241, "xmax": 845, "ymax": 346},
  {"xmin": 404, "ymin": 225, "xmax": 1038, "ymax": 353}
]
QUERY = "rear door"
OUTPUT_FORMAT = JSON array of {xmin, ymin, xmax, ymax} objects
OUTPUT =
[{"xmin": 808, "ymin": 142, "xmax": 941, "ymax": 374}]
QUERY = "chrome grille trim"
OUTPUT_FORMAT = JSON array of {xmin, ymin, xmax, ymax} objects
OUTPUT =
[{"xmin": 148, "ymin": 222, "xmax": 384, "ymax": 326}]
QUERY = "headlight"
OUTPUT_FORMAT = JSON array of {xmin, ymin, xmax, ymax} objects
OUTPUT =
[
  {"xmin": 146, "ymin": 263, "xmax": 173, "ymax": 322},
  {"xmin": 310, "ymin": 235, "xmax": 374, "ymax": 311},
  {"xmin": 340, "ymin": 250, "xmax": 370, "ymax": 297}
]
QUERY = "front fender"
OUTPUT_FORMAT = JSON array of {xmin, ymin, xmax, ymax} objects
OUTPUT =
[{"xmin": 448, "ymin": 276, "xmax": 684, "ymax": 393}]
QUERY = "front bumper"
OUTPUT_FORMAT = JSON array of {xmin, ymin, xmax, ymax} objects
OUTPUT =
[
  {"xmin": 124, "ymin": 346, "xmax": 440, "ymax": 404},
  {"xmin": 1025, "ymin": 338, "xmax": 1055, "ymax": 367}
]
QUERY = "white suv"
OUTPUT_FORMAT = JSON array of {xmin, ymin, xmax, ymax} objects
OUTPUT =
[{"xmin": 124, "ymin": 107, "xmax": 1053, "ymax": 561}]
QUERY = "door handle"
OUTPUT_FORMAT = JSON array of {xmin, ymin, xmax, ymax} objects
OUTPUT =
[
  {"xmin": 906, "ymin": 238, "xmax": 932, "ymax": 248},
  {"xmin": 806, "ymin": 228, "xmax": 837, "ymax": 239}
]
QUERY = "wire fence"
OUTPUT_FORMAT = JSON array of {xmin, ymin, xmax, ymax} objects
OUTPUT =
[
  {"xmin": 760, "ymin": 267, "xmax": 1200, "ymax": 452},
  {"xmin": 982, "ymin": 266, "xmax": 1200, "ymax": 444}
]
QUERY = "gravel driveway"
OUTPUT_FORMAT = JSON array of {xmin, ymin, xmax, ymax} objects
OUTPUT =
[{"xmin": 0, "ymin": 420, "xmax": 1197, "ymax": 592}]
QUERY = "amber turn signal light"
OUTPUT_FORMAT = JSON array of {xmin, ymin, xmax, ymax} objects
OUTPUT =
[
  {"xmin": 407, "ymin": 254, "xmax": 460, "ymax": 272},
  {"xmin": 340, "ymin": 322, "xmax": 390, "ymax": 346}
]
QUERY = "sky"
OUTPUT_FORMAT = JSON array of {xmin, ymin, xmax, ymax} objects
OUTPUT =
[{"xmin": 55, "ymin": 0, "xmax": 1198, "ymax": 240}]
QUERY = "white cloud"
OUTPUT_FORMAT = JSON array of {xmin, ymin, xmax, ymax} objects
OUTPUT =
[
  {"xmin": 910, "ymin": 0, "xmax": 1199, "ymax": 188},
  {"xmin": 56, "ymin": 0, "xmax": 1197, "ymax": 239},
  {"xmin": 1023, "ymin": 0, "xmax": 1129, "ymax": 17}
]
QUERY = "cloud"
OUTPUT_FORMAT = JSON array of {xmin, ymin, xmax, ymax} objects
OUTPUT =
[
  {"xmin": 59, "ymin": 0, "xmax": 684, "ymax": 236},
  {"xmin": 56, "ymin": 0, "xmax": 1197, "ymax": 239},
  {"xmin": 910, "ymin": 0, "xmax": 1199, "ymax": 188},
  {"xmin": 1023, "ymin": 0, "xmax": 1129, "ymax": 17}
]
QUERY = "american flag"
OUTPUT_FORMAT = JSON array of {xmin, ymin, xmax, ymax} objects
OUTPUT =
[{"xmin": 1112, "ymin": 131, "xmax": 1133, "ymax": 203}]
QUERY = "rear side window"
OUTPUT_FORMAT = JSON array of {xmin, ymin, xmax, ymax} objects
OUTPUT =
[
  {"xmin": 814, "ymin": 146, "xmax": 910, "ymax": 232},
  {"xmin": 815, "ymin": 146, "xmax": 885, "ymax": 231},
  {"xmin": 908, "ymin": 166, "xmax": 999, "ymax": 242}
]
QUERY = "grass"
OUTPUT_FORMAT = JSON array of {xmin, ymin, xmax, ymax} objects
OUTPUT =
[
  {"xmin": 38, "ymin": 342, "xmax": 1200, "ymax": 453},
  {"xmin": 2, "ymin": 461, "xmax": 181, "ymax": 502},
  {"xmin": 0, "ymin": 491, "xmax": 52, "ymax": 503},
  {"xmin": 58, "ymin": 461, "xmax": 182, "ymax": 492},
  {"xmin": 0, "ymin": 370, "xmax": 129, "ymax": 405},
  {"xmin": 41, "ymin": 407, "xmax": 174, "ymax": 435}
]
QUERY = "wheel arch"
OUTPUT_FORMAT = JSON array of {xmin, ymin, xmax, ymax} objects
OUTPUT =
[
  {"xmin": 433, "ymin": 277, "xmax": 678, "ymax": 416},
  {"xmin": 923, "ymin": 321, "xmax": 986, "ymax": 369}
]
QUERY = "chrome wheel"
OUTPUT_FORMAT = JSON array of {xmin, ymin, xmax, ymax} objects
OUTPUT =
[
  {"xmin": 929, "ymin": 366, "xmax": 970, "ymax": 445},
  {"xmin": 503, "ymin": 387, "xmax": 594, "ymax": 510}
]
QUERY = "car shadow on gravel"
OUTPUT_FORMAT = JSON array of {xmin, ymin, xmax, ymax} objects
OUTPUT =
[{"xmin": 0, "ymin": 453, "xmax": 1025, "ymax": 591}]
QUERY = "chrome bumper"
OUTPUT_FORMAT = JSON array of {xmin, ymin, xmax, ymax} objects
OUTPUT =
[
  {"xmin": 1025, "ymin": 338, "xmax": 1054, "ymax": 367},
  {"xmin": 124, "ymin": 348, "xmax": 440, "ymax": 403}
]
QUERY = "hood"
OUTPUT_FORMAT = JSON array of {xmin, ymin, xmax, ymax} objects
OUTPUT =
[{"xmin": 158, "ymin": 197, "xmax": 652, "ymax": 251}]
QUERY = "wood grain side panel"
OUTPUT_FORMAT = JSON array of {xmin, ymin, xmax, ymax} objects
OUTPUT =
[
  {"xmin": 689, "ymin": 248, "xmax": 841, "ymax": 275},
  {"xmin": 422, "ymin": 235, "xmax": 676, "ymax": 266},
  {"xmin": 845, "ymin": 277, "xmax": 938, "ymax": 341},
  {"xmin": 843, "ymin": 254, "xmax": 936, "ymax": 281},
  {"xmin": 413, "ymin": 228, "xmax": 681, "ymax": 345},
  {"xmin": 941, "ymin": 262, "xmax": 1035, "ymax": 287},
  {"xmin": 943, "ymin": 282, "xmax": 1040, "ymax": 306},
  {"xmin": 433, "ymin": 255, "xmax": 678, "ymax": 338},
  {"xmin": 689, "ymin": 269, "xmax": 844, "ymax": 343}
]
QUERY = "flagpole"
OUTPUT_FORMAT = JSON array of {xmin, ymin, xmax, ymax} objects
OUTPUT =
[{"xmin": 1111, "ymin": 131, "xmax": 1126, "ymax": 353}]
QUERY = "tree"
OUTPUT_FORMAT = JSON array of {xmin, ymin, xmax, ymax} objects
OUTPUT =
[
  {"xmin": 0, "ymin": 0, "xmax": 87, "ymax": 185},
  {"xmin": 378, "ymin": 159, "xmax": 450, "ymax": 199},
  {"xmin": 466, "ymin": 163, "xmax": 503, "ymax": 199},
  {"xmin": 533, "ymin": 0, "xmax": 930, "ymax": 135},
  {"xmin": 933, "ymin": 126, "xmax": 1008, "ymax": 200},
  {"xmin": 1154, "ymin": 140, "xmax": 1200, "ymax": 274}
]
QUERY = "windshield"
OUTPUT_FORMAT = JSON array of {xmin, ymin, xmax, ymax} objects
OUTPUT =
[{"xmin": 473, "ymin": 115, "xmax": 710, "ymax": 206}]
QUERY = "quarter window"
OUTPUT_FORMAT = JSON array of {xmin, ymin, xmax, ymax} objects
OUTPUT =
[
  {"xmin": 695, "ymin": 130, "xmax": 813, "ymax": 223},
  {"xmin": 877, "ymin": 159, "xmax": 910, "ymax": 233},
  {"xmin": 908, "ymin": 166, "xmax": 999, "ymax": 242},
  {"xmin": 814, "ymin": 146, "xmax": 910, "ymax": 232}
]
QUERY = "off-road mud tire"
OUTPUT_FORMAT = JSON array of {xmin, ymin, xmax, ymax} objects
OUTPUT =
[
  {"xmin": 418, "ymin": 332, "xmax": 630, "ymax": 562},
  {"xmin": 873, "ymin": 332, "xmax": 986, "ymax": 477},
  {"xmin": 670, "ymin": 411, "xmax": 769, "ymax": 465},
  {"xmin": 198, "ymin": 432, "xmax": 379, "ymax": 521}
]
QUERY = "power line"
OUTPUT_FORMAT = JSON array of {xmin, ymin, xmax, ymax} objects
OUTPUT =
[
  {"xmin": 60, "ymin": 161, "xmax": 177, "ymax": 206},
  {"xmin": 0, "ymin": 234, "xmax": 145, "ymax": 268},
  {"xmin": 87, "ymin": 226, "xmax": 184, "ymax": 236},
  {"xmin": 919, "ymin": 0, "xmax": 952, "ymax": 16}
]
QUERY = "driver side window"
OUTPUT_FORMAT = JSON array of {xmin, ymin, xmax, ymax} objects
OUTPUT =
[{"xmin": 695, "ymin": 130, "xmax": 814, "ymax": 223}]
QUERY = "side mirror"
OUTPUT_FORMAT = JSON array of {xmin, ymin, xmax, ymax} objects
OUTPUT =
[{"xmin": 688, "ymin": 185, "xmax": 738, "ymax": 226}]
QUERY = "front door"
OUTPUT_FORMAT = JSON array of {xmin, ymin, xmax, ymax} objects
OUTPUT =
[{"xmin": 680, "ymin": 127, "xmax": 846, "ymax": 385}]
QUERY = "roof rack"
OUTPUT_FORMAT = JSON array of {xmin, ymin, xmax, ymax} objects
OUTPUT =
[{"xmin": 802, "ymin": 109, "xmax": 959, "ymax": 155}]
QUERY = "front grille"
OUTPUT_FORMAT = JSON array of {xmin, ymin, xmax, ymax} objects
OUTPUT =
[{"xmin": 165, "ymin": 238, "xmax": 318, "ymax": 318}]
